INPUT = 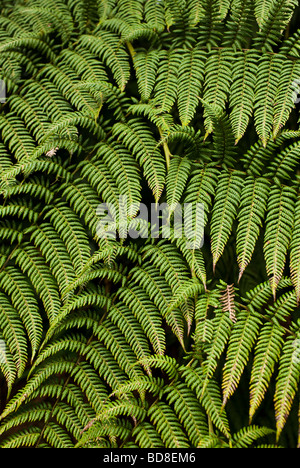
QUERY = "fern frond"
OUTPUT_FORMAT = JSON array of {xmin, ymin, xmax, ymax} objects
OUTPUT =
[
  {"xmin": 236, "ymin": 176, "xmax": 270, "ymax": 280},
  {"xmin": 0, "ymin": 266, "xmax": 42, "ymax": 361},
  {"xmin": 0, "ymin": 36, "xmax": 55, "ymax": 61},
  {"xmin": 254, "ymin": 54, "xmax": 285, "ymax": 146},
  {"xmin": 223, "ymin": 0, "xmax": 255, "ymax": 49},
  {"xmin": 80, "ymin": 30, "xmax": 130, "ymax": 90},
  {"xmin": 167, "ymin": 230, "xmax": 207, "ymax": 289},
  {"xmin": 263, "ymin": 185, "xmax": 297, "ymax": 298},
  {"xmin": 117, "ymin": 285, "xmax": 166, "ymax": 356},
  {"xmin": 202, "ymin": 49, "xmax": 233, "ymax": 135},
  {"xmin": 249, "ymin": 321, "xmax": 285, "ymax": 422},
  {"xmin": 144, "ymin": 0, "xmax": 165, "ymax": 32},
  {"xmin": 30, "ymin": 223, "xmax": 76, "ymax": 300},
  {"xmin": 153, "ymin": 50, "xmax": 181, "ymax": 113},
  {"xmin": 0, "ymin": 114, "xmax": 37, "ymax": 161},
  {"xmin": 166, "ymin": 155, "xmax": 191, "ymax": 213},
  {"xmin": 274, "ymin": 329, "xmax": 300, "ymax": 440},
  {"xmin": 273, "ymin": 59, "xmax": 300, "ymax": 138},
  {"xmin": 0, "ymin": 293, "xmax": 27, "ymax": 382},
  {"xmin": 96, "ymin": 141, "xmax": 142, "ymax": 214},
  {"xmin": 183, "ymin": 366, "xmax": 231, "ymax": 439},
  {"xmin": 254, "ymin": 0, "xmax": 273, "ymax": 27},
  {"xmin": 133, "ymin": 48, "xmax": 160, "ymax": 102},
  {"xmin": 177, "ymin": 48, "xmax": 206, "ymax": 127},
  {"xmin": 266, "ymin": 140, "xmax": 300, "ymax": 183},
  {"xmin": 148, "ymin": 401, "xmax": 190, "ymax": 448},
  {"xmin": 165, "ymin": 382, "xmax": 208, "ymax": 447},
  {"xmin": 187, "ymin": 0, "xmax": 205, "ymax": 26},
  {"xmin": 229, "ymin": 51, "xmax": 258, "ymax": 143},
  {"xmin": 197, "ymin": 0, "xmax": 225, "ymax": 47},
  {"xmin": 184, "ymin": 163, "xmax": 219, "ymax": 227},
  {"xmin": 202, "ymin": 103, "xmax": 238, "ymax": 166},
  {"xmin": 142, "ymin": 242, "xmax": 192, "ymax": 295},
  {"xmin": 112, "ymin": 119, "xmax": 166, "ymax": 202},
  {"xmin": 254, "ymin": 0, "xmax": 298, "ymax": 51},
  {"xmin": 232, "ymin": 425, "xmax": 275, "ymax": 448},
  {"xmin": 222, "ymin": 307, "xmax": 262, "ymax": 407},
  {"xmin": 290, "ymin": 195, "xmax": 300, "ymax": 304},
  {"xmin": 44, "ymin": 203, "xmax": 91, "ymax": 275},
  {"xmin": 194, "ymin": 290, "xmax": 219, "ymax": 346},
  {"xmin": 12, "ymin": 245, "xmax": 61, "ymax": 323},
  {"xmin": 167, "ymin": 276, "xmax": 203, "ymax": 311},
  {"xmin": 130, "ymin": 265, "xmax": 186, "ymax": 348},
  {"xmin": 132, "ymin": 421, "xmax": 164, "ymax": 448},
  {"xmin": 210, "ymin": 170, "xmax": 244, "ymax": 271},
  {"xmin": 202, "ymin": 307, "xmax": 233, "ymax": 391}
]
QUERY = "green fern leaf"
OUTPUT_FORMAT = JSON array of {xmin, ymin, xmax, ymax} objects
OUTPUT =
[
  {"xmin": 187, "ymin": 0, "xmax": 205, "ymax": 25},
  {"xmin": 229, "ymin": 51, "xmax": 259, "ymax": 143},
  {"xmin": 0, "ymin": 292, "xmax": 27, "ymax": 381},
  {"xmin": 187, "ymin": 368, "xmax": 231, "ymax": 439},
  {"xmin": 222, "ymin": 307, "xmax": 262, "ymax": 407},
  {"xmin": 0, "ymin": 266, "xmax": 42, "ymax": 361},
  {"xmin": 223, "ymin": 0, "xmax": 255, "ymax": 49},
  {"xmin": 80, "ymin": 31, "xmax": 130, "ymax": 90},
  {"xmin": 112, "ymin": 119, "xmax": 166, "ymax": 202},
  {"xmin": 117, "ymin": 285, "xmax": 166, "ymax": 356},
  {"xmin": 290, "ymin": 195, "xmax": 300, "ymax": 304},
  {"xmin": 249, "ymin": 321, "xmax": 285, "ymax": 422},
  {"xmin": 153, "ymin": 50, "xmax": 181, "ymax": 113},
  {"xmin": 232, "ymin": 425, "xmax": 275, "ymax": 448},
  {"xmin": 166, "ymin": 155, "xmax": 191, "ymax": 213},
  {"xmin": 254, "ymin": 0, "xmax": 298, "ymax": 51},
  {"xmin": 130, "ymin": 265, "xmax": 186, "ymax": 348},
  {"xmin": 264, "ymin": 185, "xmax": 297, "ymax": 298},
  {"xmin": 266, "ymin": 141, "xmax": 300, "ymax": 182},
  {"xmin": 274, "ymin": 330, "xmax": 300, "ymax": 440},
  {"xmin": 236, "ymin": 176, "xmax": 270, "ymax": 280},
  {"xmin": 132, "ymin": 422, "xmax": 164, "ymax": 448},
  {"xmin": 273, "ymin": 59, "xmax": 300, "ymax": 138},
  {"xmin": 144, "ymin": 0, "xmax": 166, "ymax": 32},
  {"xmin": 177, "ymin": 48, "xmax": 206, "ymax": 127},
  {"xmin": 210, "ymin": 170, "xmax": 244, "ymax": 271},
  {"xmin": 202, "ymin": 308, "xmax": 233, "ymax": 392},
  {"xmin": 44, "ymin": 203, "xmax": 91, "ymax": 275},
  {"xmin": 165, "ymin": 382, "xmax": 208, "ymax": 446},
  {"xmin": 148, "ymin": 401, "xmax": 190, "ymax": 448},
  {"xmin": 202, "ymin": 49, "xmax": 233, "ymax": 135},
  {"xmin": 133, "ymin": 48, "xmax": 160, "ymax": 101},
  {"xmin": 0, "ymin": 0, "xmax": 300, "ymax": 449},
  {"xmin": 254, "ymin": 0, "xmax": 273, "ymax": 27},
  {"xmin": 254, "ymin": 54, "xmax": 285, "ymax": 146}
]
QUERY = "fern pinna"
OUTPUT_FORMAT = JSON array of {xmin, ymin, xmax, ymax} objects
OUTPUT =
[{"xmin": 0, "ymin": 0, "xmax": 299, "ymax": 449}]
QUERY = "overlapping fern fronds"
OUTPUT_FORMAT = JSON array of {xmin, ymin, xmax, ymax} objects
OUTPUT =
[{"xmin": 0, "ymin": 0, "xmax": 299, "ymax": 449}]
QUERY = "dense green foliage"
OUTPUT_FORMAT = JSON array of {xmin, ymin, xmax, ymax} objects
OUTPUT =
[{"xmin": 0, "ymin": 0, "xmax": 300, "ymax": 448}]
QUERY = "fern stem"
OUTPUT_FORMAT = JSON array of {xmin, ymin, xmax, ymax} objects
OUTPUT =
[
  {"xmin": 126, "ymin": 41, "xmax": 136, "ymax": 61},
  {"xmin": 158, "ymin": 127, "xmax": 171, "ymax": 170},
  {"xmin": 208, "ymin": 414, "xmax": 214, "ymax": 436},
  {"xmin": 236, "ymin": 301, "xmax": 297, "ymax": 338}
]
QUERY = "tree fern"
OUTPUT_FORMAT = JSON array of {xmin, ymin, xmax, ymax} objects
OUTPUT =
[{"xmin": 0, "ymin": 0, "xmax": 300, "ymax": 450}]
